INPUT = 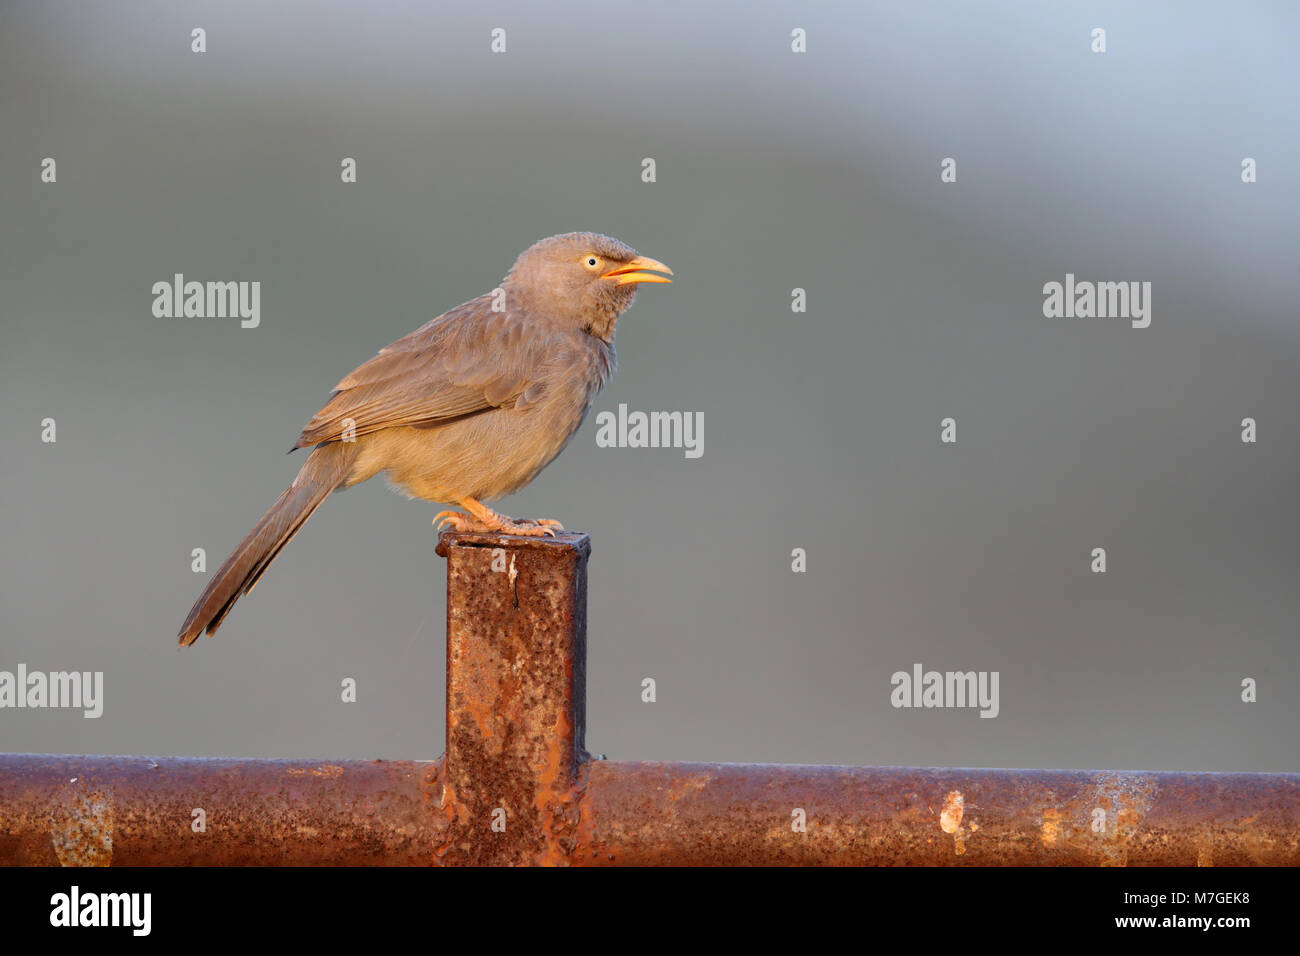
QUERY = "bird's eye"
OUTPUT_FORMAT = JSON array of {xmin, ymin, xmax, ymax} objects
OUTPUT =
[{"xmin": 583, "ymin": 255, "xmax": 601, "ymax": 269}]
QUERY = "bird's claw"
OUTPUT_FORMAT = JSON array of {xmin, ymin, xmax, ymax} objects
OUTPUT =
[
  {"xmin": 495, "ymin": 517, "xmax": 562, "ymax": 537},
  {"xmin": 433, "ymin": 511, "xmax": 563, "ymax": 537},
  {"xmin": 433, "ymin": 510, "xmax": 476, "ymax": 533}
]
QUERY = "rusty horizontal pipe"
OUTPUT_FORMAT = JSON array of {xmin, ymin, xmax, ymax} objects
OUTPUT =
[
  {"xmin": 2, "ymin": 752, "xmax": 1295, "ymax": 866},
  {"xmin": 0, "ymin": 754, "xmax": 450, "ymax": 866},
  {"xmin": 576, "ymin": 761, "xmax": 1300, "ymax": 866}
]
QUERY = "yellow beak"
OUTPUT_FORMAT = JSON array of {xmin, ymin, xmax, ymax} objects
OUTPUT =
[{"xmin": 602, "ymin": 255, "xmax": 674, "ymax": 286}]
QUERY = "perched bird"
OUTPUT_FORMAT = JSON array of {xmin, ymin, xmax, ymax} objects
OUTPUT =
[{"xmin": 178, "ymin": 232, "xmax": 671, "ymax": 646}]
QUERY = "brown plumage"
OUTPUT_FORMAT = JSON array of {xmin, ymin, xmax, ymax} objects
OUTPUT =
[{"xmin": 178, "ymin": 232, "xmax": 671, "ymax": 646}]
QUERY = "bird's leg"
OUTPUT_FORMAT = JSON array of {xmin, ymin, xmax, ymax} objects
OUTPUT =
[{"xmin": 433, "ymin": 496, "xmax": 564, "ymax": 537}]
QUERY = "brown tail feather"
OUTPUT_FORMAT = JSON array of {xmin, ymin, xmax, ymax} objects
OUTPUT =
[{"xmin": 178, "ymin": 443, "xmax": 356, "ymax": 646}]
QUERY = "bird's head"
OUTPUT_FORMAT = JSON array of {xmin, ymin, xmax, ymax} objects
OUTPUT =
[{"xmin": 504, "ymin": 232, "xmax": 672, "ymax": 340}]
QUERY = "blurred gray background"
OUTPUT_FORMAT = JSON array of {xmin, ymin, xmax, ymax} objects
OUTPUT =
[{"xmin": 1, "ymin": 1, "xmax": 1296, "ymax": 772}]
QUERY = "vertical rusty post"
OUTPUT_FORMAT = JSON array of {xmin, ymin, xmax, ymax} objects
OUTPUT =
[{"xmin": 434, "ymin": 531, "xmax": 591, "ymax": 865}]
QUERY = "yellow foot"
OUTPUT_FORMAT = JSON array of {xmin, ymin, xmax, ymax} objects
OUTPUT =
[{"xmin": 434, "ymin": 510, "xmax": 563, "ymax": 537}]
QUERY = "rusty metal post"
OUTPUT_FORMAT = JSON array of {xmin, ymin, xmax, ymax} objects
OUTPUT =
[{"xmin": 434, "ymin": 531, "xmax": 591, "ymax": 865}]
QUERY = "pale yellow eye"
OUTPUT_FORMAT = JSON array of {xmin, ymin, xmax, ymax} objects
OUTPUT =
[{"xmin": 583, "ymin": 255, "xmax": 601, "ymax": 270}]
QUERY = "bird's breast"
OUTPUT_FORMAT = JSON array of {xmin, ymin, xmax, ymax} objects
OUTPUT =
[{"xmin": 378, "ymin": 334, "xmax": 615, "ymax": 504}]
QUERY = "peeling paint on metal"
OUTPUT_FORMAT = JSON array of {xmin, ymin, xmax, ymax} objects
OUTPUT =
[{"xmin": 940, "ymin": 791, "xmax": 964, "ymax": 833}]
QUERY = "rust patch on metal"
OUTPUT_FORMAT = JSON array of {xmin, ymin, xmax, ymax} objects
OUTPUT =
[
  {"xmin": 286, "ymin": 765, "xmax": 345, "ymax": 778},
  {"xmin": 1041, "ymin": 807, "xmax": 1063, "ymax": 848},
  {"xmin": 50, "ymin": 785, "xmax": 113, "ymax": 867},
  {"xmin": 1081, "ymin": 773, "xmax": 1157, "ymax": 867}
]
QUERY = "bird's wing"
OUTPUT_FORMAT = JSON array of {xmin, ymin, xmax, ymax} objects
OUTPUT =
[{"xmin": 292, "ymin": 296, "xmax": 550, "ymax": 448}]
